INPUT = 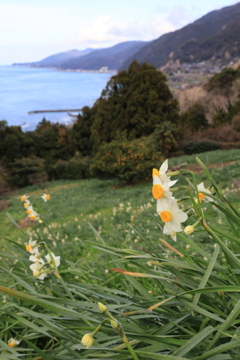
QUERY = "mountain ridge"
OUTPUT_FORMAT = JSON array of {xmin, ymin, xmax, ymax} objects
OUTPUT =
[
  {"xmin": 13, "ymin": 2, "xmax": 240, "ymax": 72},
  {"xmin": 121, "ymin": 2, "xmax": 240, "ymax": 70}
]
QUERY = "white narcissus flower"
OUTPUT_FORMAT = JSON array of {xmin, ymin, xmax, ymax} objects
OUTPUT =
[
  {"xmin": 41, "ymin": 193, "xmax": 50, "ymax": 202},
  {"xmin": 23, "ymin": 199, "xmax": 31, "ymax": 208},
  {"xmin": 152, "ymin": 159, "xmax": 171, "ymax": 183},
  {"xmin": 25, "ymin": 205, "xmax": 34, "ymax": 214},
  {"xmin": 157, "ymin": 199, "xmax": 188, "ymax": 233},
  {"xmin": 26, "ymin": 239, "xmax": 39, "ymax": 254},
  {"xmin": 197, "ymin": 182, "xmax": 213, "ymax": 202},
  {"xmin": 20, "ymin": 194, "xmax": 29, "ymax": 202},
  {"xmin": 163, "ymin": 225, "xmax": 177, "ymax": 241},
  {"xmin": 45, "ymin": 252, "xmax": 61, "ymax": 268},
  {"xmin": 152, "ymin": 175, "xmax": 177, "ymax": 203},
  {"xmin": 8, "ymin": 338, "xmax": 20, "ymax": 347},
  {"xmin": 29, "ymin": 251, "xmax": 45, "ymax": 263},
  {"xmin": 27, "ymin": 209, "xmax": 40, "ymax": 221},
  {"xmin": 30, "ymin": 261, "xmax": 47, "ymax": 280}
]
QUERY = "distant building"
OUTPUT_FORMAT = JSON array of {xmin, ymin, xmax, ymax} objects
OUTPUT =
[{"xmin": 99, "ymin": 67, "xmax": 109, "ymax": 72}]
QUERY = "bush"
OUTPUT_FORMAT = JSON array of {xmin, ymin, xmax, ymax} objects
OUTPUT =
[
  {"xmin": 53, "ymin": 154, "xmax": 90, "ymax": 180},
  {"xmin": 232, "ymin": 112, "xmax": 240, "ymax": 132},
  {"xmin": 212, "ymin": 110, "xmax": 231, "ymax": 126},
  {"xmin": 7, "ymin": 156, "xmax": 47, "ymax": 188},
  {"xmin": 183, "ymin": 140, "xmax": 220, "ymax": 155},
  {"xmin": 90, "ymin": 136, "xmax": 163, "ymax": 184}
]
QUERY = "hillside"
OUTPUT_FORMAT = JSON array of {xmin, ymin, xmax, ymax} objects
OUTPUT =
[
  {"xmin": 14, "ymin": 41, "xmax": 147, "ymax": 71},
  {"xmin": 59, "ymin": 41, "xmax": 148, "ymax": 70},
  {"xmin": 121, "ymin": 2, "xmax": 240, "ymax": 70},
  {"xmin": 13, "ymin": 49, "xmax": 94, "ymax": 68}
]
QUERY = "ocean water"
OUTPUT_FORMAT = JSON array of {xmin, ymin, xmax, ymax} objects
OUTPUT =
[{"xmin": 0, "ymin": 65, "xmax": 113, "ymax": 131}]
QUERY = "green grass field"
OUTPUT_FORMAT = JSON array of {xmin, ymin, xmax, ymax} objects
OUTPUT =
[{"xmin": 1, "ymin": 149, "xmax": 240, "ymax": 359}]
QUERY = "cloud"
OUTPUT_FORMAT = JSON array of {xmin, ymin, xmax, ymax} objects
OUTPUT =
[
  {"xmin": 73, "ymin": 15, "xmax": 176, "ymax": 48},
  {"xmin": 0, "ymin": 3, "xmax": 77, "ymax": 45}
]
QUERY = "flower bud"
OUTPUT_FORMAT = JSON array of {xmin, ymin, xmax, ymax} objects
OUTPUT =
[
  {"xmin": 111, "ymin": 320, "xmax": 119, "ymax": 329},
  {"xmin": 98, "ymin": 302, "xmax": 107, "ymax": 313},
  {"xmin": 184, "ymin": 225, "xmax": 194, "ymax": 235},
  {"xmin": 81, "ymin": 333, "xmax": 94, "ymax": 348}
]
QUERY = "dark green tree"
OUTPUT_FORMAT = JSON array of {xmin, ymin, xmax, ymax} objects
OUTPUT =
[
  {"xmin": 180, "ymin": 101, "xmax": 208, "ymax": 132},
  {"xmin": 69, "ymin": 106, "xmax": 95, "ymax": 156},
  {"xmin": 90, "ymin": 61, "xmax": 179, "ymax": 150}
]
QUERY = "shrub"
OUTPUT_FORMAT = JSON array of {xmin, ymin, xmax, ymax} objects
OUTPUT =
[
  {"xmin": 7, "ymin": 156, "xmax": 47, "ymax": 188},
  {"xmin": 90, "ymin": 136, "xmax": 163, "ymax": 184},
  {"xmin": 212, "ymin": 110, "xmax": 231, "ymax": 126},
  {"xmin": 180, "ymin": 101, "xmax": 209, "ymax": 132},
  {"xmin": 53, "ymin": 154, "xmax": 90, "ymax": 180},
  {"xmin": 183, "ymin": 140, "xmax": 220, "ymax": 155},
  {"xmin": 232, "ymin": 112, "xmax": 240, "ymax": 132}
]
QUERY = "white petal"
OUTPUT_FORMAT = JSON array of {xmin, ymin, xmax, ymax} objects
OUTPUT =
[
  {"xmin": 167, "ymin": 220, "xmax": 182, "ymax": 232},
  {"xmin": 206, "ymin": 195, "xmax": 214, "ymax": 202},
  {"xmin": 38, "ymin": 272, "xmax": 48, "ymax": 280},
  {"xmin": 153, "ymin": 175, "xmax": 162, "ymax": 185},
  {"xmin": 159, "ymin": 159, "xmax": 168, "ymax": 174},
  {"xmin": 168, "ymin": 179, "xmax": 178, "ymax": 187},
  {"xmin": 173, "ymin": 210, "xmax": 188, "ymax": 223}
]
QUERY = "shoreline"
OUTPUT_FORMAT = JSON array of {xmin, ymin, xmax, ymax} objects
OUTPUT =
[{"xmin": 12, "ymin": 64, "xmax": 117, "ymax": 74}]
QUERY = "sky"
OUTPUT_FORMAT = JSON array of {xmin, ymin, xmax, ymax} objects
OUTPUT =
[{"xmin": 0, "ymin": 0, "xmax": 238, "ymax": 65}]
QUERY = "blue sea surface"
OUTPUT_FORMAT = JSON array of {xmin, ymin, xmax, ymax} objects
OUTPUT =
[{"xmin": 0, "ymin": 65, "xmax": 113, "ymax": 131}]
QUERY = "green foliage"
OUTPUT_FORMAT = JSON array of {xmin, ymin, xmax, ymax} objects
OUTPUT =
[
  {"xmin": 0, "ymin": 122, "xmax": 36, "ymax": 163},
  {"xmin": 7, "ymin": 156, "xmax": 47, "ymax": 188},
  {"xmin": 183, "ymin": 140, "xmax": 220, "ymax": 155},
  {"xmin": 90, "ymin": 136, "xmax": 163, "ymax": 184},
  {"xmin": 206, "ymin": 66, "xmax": 240, "ymax": 92},
  {"xmin": 212, "ymin": 110, "xmax": 231, "ymax": 126},
  {"xmin": 32, "ymin": 120, "xmax": 72, "ymax": 165},
  {"xmin": 69, "ymin": 106, "xmax": 95, "ymax": 156},
  {"xmin": 90, "ymin": 61, "xmax": 179, "ymax": 150},
  {"xmin": 53, "ymin": 153, "xmax": 90, "ymax": 180},
  {"xmin": 232, "ymin": 112, "xmax": 240, "ymax": 131},
  {"xmin": 180, "ymin": 101, "xmax": 209, "ymax": 132},
  {"xmin": 152, "ymin": 121, "xmax": 178, "ymax": 157},
  {"xmin": 2, "ymin": 154, "xmax": 240, "ymax": 358}
]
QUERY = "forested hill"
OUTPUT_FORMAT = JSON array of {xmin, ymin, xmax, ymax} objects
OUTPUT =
[
  {"xmin": 13, "ymin": 49, "xmax": 94, "ymax": 68},
  {"xmin": 59, "ymin": 41, "xmax": 148, "ymax": 71},
  {"xmin": 121, "ymin": 2, "xmax": 240, "ymax": 70},
  {"xmin": 14, "ymin": 41, "xmax": 147, "ymax": 71}
]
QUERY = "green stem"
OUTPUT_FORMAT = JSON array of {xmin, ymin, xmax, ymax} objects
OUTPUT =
[
  {"xmin": 122, "ymin": 335, "xmax": 139, "ymax": 360},
  {"xmin": 44, "ymin": 243, "xmax": 75, "ymax": 300}
]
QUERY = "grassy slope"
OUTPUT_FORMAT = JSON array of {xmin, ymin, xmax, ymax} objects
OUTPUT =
[{"xmin": 1, "ymin": 149, "xmax": 240, "ymax": 259}]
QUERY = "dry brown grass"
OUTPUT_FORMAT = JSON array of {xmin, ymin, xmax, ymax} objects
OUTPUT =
[{"xmin": 175, "ymin": 79, "xmax": 240, "ymax": 123}]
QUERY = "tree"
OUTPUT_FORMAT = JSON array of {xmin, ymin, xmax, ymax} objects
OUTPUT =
[
  {"xmin": 69, "ymin": 106, "xmax": 95, "ymax": 156},
  {"xmin": 180, "ymin": 101, "xmax": 208, "ymax": 132},
  {"xmin": 90, "ymin": 60, "xmax": 179, "ymax": 150}
]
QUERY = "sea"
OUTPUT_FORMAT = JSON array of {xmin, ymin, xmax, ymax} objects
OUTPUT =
[{"xmin": 0, "ymin": 65, "xmax": 114, "ymax": 131}]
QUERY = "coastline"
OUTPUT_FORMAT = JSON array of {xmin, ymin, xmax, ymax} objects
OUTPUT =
[
  {"xmin": 0, "ymin": 65, "xmax": 112, "ymax": 131},
  {"xmin": 12, "ymin": 63, "xmax": 117, "ymax": 75}
]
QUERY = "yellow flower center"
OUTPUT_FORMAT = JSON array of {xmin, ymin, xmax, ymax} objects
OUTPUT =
[
  {"xmin": 20, "ymin": 196, "xmax": 25, "ymax": 202},
  {"xmin": 152, "ymin": 184, "xmax": 164, "ymax": 199},
  {"xmin": 26, "ymin": 244, "xmax": 31, "ymax": 252},
  {"xmin": 30, "ymin": 215, "xmax": 36, "ymax": 220},
  {"xmin": 26, "ymin": 210, "xmax": 32, "ymax": 215},
  {"xmin": 160, "ymin": 211, "xmax": 172, "ymax": 223},
  {"xmin": 198, "ymin": 192, "xmax": 205, "ymax": 200},
  {"xmin": 24, "ymin": 202, "xmax": 28, "ymax": 208},
  {"xmin": 33, "ymin": 270, "xmax": 40, "ymax": 277},
  {"xmin": 152, "ymin": 168, "xmax": 159, "ymax": 178},
  {"xmin": 46, "ymin": 194, "xmax": 50, "ymax": 200},
  {"xmin": 8, "ymin": 342, "xmax": 15, "ymax": 348}
]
